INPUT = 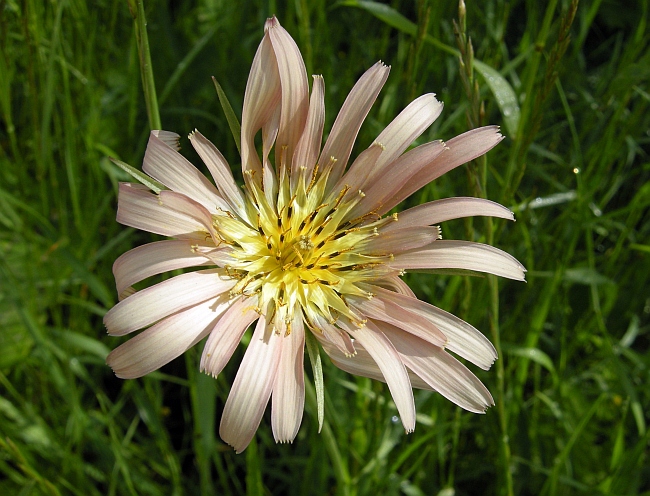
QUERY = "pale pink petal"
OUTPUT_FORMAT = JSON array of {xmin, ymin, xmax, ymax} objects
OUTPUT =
[
  {"xmin": 362, "ymin": 285, "xmax": 496, "ymax": 370},
  {"xmin": 271, "ymin": 310, "xmax": 306, "ymax": 443},
  {"xmin": 374, "ymin": 276, "xmax": 417, "ymax": 298},
  {"xmin": 319, "ymin": 62, "xmax": 390, "ymax": 184},
  {"xmin": 345, "ymin": 140, "xmax": 446, "ymax": 221},
  {"xmin": 360, "ymin": 94, "xmax": 444, "ymax": 189},
  {"xmin": 106, "ymin": 294, "xmax": 232, "ymax": 379},
  {"xmin": 339, "ymin": 319, "xmax": 416, "ymax": 432},
  {"xmin": 158, "ymin": 190, "xmax": 218, "ymax": 241},
  {"xmin": 385, "ymin": 197, "xmax": 514, "ymax": 232},
  {"xmin": 266, "ymin": 17, "xmax": 309, "ymax": 169},
  {"xmin": 332, "ymin": 142, "xmax": 384, "ymax": 195},
  {"xmin": 291, "ymin": 75, "xmax": 325, "ymax": 188},
  {"xmin": 117, "ymin": 183, "xmax": 207, "ymax": 239},
  {"xmin": 391, "ymin": 240, "xmax": 526, "ymax": 281},
  {"xmin": 378, "ymin": 322, "xmax": 494, "ymax": 412},
  {"xmin": 420, "ymin": 306, "xmax": 497, "ymax": 371},
  {"xmin": 104, "ymin": 269, "xmax": 235, "ymax": 336},
  {"xmin": 188, "ymin": 130, "xmax": 247, "ymax": 217},
  {"xmin": 151, "ymin": 130, "xmax": 180, "ymax": 151},
  {"xmin": 113, "ymin": 240, "xmax": 215, "ymax": 300},
  {"xmin": 262, "ymin": 105, "xmax": 280, "ymax": 204},
  {"xmin": 318, "ymin": 333, "xmax": 432, "ymax": 390},
  {"xmin": 241, "ymin": 29, "xmax": 281, "ymax": 179},
  {"xmin": 379, "ymin": 126, "xmax": 504, "ymax": 213},
  {"xmin": 360, "ymin": 226, "xmax": 440, "ymax": 255},
  {"xmin": 347, "ymin": 293, "xmax": 447, "ymax": 347},
  {"xmin": 311, "ymin": 315, "xmax": 356, "ymax": 356},
  {"xmin": 219, "ymin": 317, "xmax": 282, "ymax": 453},
  {"xmin": 200, "ymin": 297, "xmax": 260, "ymax": 376},
  {"xmin": 142, "ymin": 132, "xmax": 227, "ymax": 214}
]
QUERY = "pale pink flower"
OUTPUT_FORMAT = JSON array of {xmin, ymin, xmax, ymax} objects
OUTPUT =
[{"xmin": 105, "ymin": 17, "xmax": 525, "ymax": 453}]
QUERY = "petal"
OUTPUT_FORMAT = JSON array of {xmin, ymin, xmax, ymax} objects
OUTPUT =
[
  {"xmin": 113, "ymin": 240, "xmax": 215, "ymax": 300},
  {"xmin": 333, "ymin": 142, "xmax": 385, "ymax": 195},
  {"xmin": 378, "ymin": 322, "xmax": 494, "ymax": 413},
  {"xmin": 188, "ymin": 130, "xmax": 247, "ymax": 218},
  {"xmin": 219, "ymin": 317, "xmax": 282, "ymax": 453},
  {"xmin": 319, "ymin": 61, "xmax": 390, "ymax": 185},
  {"xmin": 373, "ymin": 276, "xmax": 416, "ymax": 298},
  {"xmin": 266, "ymin": 17, "xmax": 309, "ymax": 168},
  {"xmin": 339, "ymin": 319, "xmax": 416, "ymax": 432},
  {"xmin": 104, "ymin": 269, "xmax": 235, "ymax": 336},
  {"xmin": 380, "ymin": 126, "xmax": 504, "ymax": 213},
  {"xmin": 241, "ymin": 29, "xmax": 281, "ymax": 180},
  {"xmin": 312, "ymin": 316, "xmax": 356, "ymax": 356},
  {"xmin": 318, "ymin": 332, "xmax": 432, "ymax": 391},
  {"xmin": 385, "ymin": 197, "xmax": 514, "ymax": 232},
  {"xmin": 360, "ymin": 226, "xmax": 441, "ymax": 255},
  {"xmin": 291, "ymin": 75, "xmax": 325, "ymax": 189},
  {"xmin": 158, "ymin": 190, "xmax": 219, "ymax": 241},
  {"xmin": 106, "ymin": 294, "xmax": 232, "ymax": 379},
  {"xmin": 271, "ymin": 310, "xmax": 306, "ymax": 444},
  {"xmin": 390, "ymin": 240, "xmax": 526, "ymax": 281},
  {"xmin": 361, "ymin": 285, "xmax": 496, "ymax": 370},
  {"xmin": 142, "ymin": 131, "xmax": 227, "ymax": 214},
  {"xmin": 345, "ymin": 140, "xmax": 446, "ymax": 221},
  {"xmin": 200, "ymin": 297, "xmax": 260, "ymax": 376},
  {"xmin": 117, "ymin": 183, "xmax": 207, "ymax": 239},
  {"xmin": 262, "ymin": 105, "xmax": 281, "ymax": 204},
  {"xmin": 347, "ymin": 292, "xmax": 447, "ymax": 347},
  {"xmin": 151, "ymin": 130, "xmax": 180, "ymax": 150},
  {"xmin": 360, "ymin": 94, "xmax": 444, "ymax": 189}
]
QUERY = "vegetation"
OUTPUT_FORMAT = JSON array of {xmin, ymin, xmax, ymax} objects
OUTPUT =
[{"xmin": 0, "ymin": 0, "xmax": 648, "ymax": 494}]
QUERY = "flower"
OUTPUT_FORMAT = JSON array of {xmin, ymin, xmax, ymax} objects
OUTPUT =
[{"xmin": 105, "ymin": 16, "xmax": 525, "ymax": 453}]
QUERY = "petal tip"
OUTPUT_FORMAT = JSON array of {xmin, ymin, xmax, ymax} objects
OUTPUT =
[{"xmin": 264, "ymin": 16, "xmax": 279, "ymax": 31}]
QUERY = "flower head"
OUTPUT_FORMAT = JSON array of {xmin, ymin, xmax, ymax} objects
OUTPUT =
[{"xmin": 105, "ymin": 17, "xmax": 525, "ymax": 453}]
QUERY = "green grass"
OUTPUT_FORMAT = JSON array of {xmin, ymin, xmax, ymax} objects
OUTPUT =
[{"xmin": 1, "ymin": 0, "xmax": 649, "ymax": 494}]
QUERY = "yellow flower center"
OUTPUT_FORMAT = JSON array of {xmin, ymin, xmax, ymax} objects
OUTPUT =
[{"xmin": 213, "ymin": 163, "xmax": 398, "ymax": 335}]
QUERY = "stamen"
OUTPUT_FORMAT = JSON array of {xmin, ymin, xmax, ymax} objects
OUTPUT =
[
  {"xmin": 306, "ymin": 164, "xmax": 319, "ymax": 194},
  {"xmin": 292, "ymin": 246, "xmax": 305, "ymax": 264}
]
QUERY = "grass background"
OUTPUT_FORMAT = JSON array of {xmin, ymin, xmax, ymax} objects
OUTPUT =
[{"xmin": 1, "ymin": 0, "xmax": 649, "ymax": 494}]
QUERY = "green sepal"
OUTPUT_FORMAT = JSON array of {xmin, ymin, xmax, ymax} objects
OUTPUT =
[
  {"xmin": 109, "ymin": 157, "xmax": 166, "ymax": 194},
  {"xmin": 304, "ymin": 330, "xmax": 325, "ymax": 433}
]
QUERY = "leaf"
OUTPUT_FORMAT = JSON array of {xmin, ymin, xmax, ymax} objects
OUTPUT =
[
  {"xmin": 212, "ymin": 77, "xmax": 242, "ymax": 155},
  {"xmin": 504, "ymin": 345, "xmax": 556, "ymax": 375},
  {"xmin": 56, "ymin": 246, "xmax": 115, "ymax": 308},
  {"xmin": 341, "ymin": 0, "xmax": 417, "ymax": 36},
  {"xmin": 109, "ymin": 158, "xmax": 165, "ymax": 193},
  {"xmin": 563, "ymin": 268, "xmax": 614, "ymax": 286},
  {"xmin": 304, "ymin": 331, "xmax": 325, "ymax": 433},
  {"xmin": 474, "ymin": 60, "xmax": 521, "ymax": 137},
  {"xmin": 55, "ymin": 329, "xmax": 111, "ymax": 359},
  {"xmin": 0, "ymin": 308, "xmax": 33, "ymax": 369}
]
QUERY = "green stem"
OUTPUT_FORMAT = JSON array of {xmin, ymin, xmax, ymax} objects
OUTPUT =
[
  {"xmin": 484, "ymin": 160, "xmax": 513, "ymax": 496},
  {"xmin": 304, "ymin": 379, "xmax": 350, "ymax": 496},
  {"xmin": 128, "ymin": 0, "xmax": 161, "ymax": 130}
]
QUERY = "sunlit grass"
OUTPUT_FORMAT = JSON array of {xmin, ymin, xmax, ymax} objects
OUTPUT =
[{"xmin": 0, "ymin": 0, "xmax": 648, "ymax": 495}]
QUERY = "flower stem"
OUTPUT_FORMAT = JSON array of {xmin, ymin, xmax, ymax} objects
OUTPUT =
[
  {"xmin": 128, "ymin": 0, "xmax": 161, "ymax": 130},
  {"xmin": 304, "ymin": 378, "xmax": 350, "ymax": 495}
]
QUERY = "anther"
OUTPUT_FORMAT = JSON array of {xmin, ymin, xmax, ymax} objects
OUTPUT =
[{"xmin": 333, "ymin": 186, "xmax": 350, "ymax": 209}]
